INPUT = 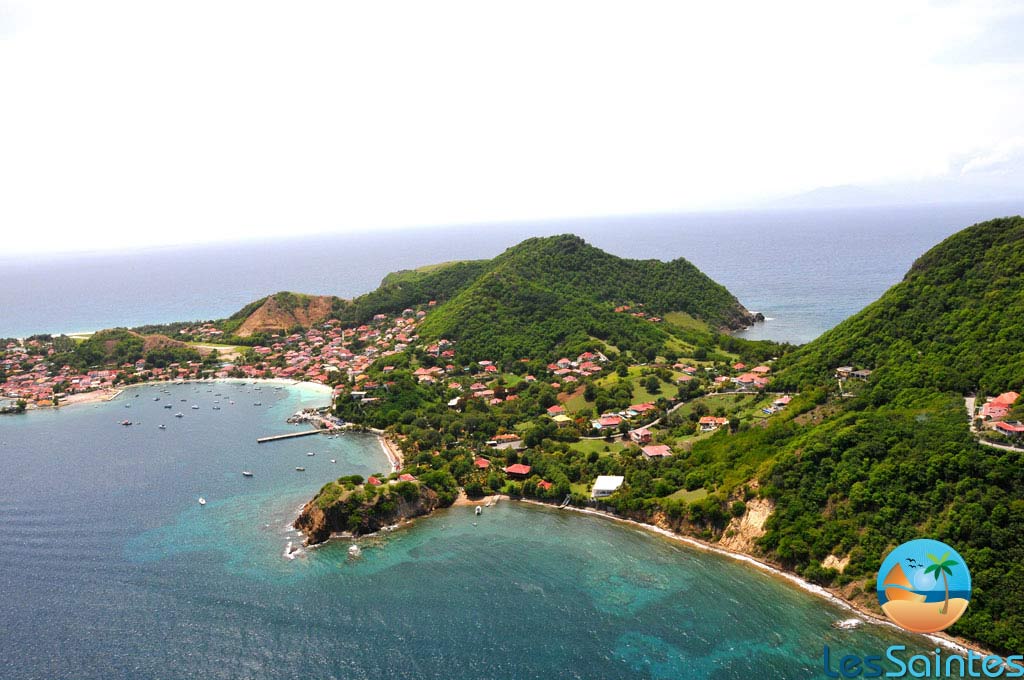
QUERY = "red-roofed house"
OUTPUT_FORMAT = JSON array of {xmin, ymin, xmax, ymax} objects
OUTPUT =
[
  {"xmin": 474, "ymin": 457, "xmax": 491, "ymax": 470},
  {"xmin": 593, "ymin": 414, "xmax": 623, "ymax": 429},
  {"xmin": 504, "ymin": 463, "xmax": 532, "ymax": 477},
  {"xmin": 367, "ymin": 476, "xmax": 382, "ymax": 486},
  {"xmin": 993, "ymin": 421, "xmax": 1024, "ymax": 436},
  {"xmin": 641, "ymin": 444, "xmax": 673, "ymax": 459},
  {"xmin": 546, "ymin": 405, "xmax": 565, "ymax": 416},
  {"xmin": 398, "ymin": 473, "xmax": 417, "ymax": 482},
  {"xmin": 993, "ymin": 391, "xmax": 1020, "ymax": 407},
  {"xmin": 699, "ymin": 416, "xmax": 729, "ymax": 432},
  {"xmin": 537, "ymin": 480, "xmax": 553, "ymax": 491}
]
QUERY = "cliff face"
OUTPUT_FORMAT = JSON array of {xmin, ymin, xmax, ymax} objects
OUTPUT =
[{"xmin": 295, "ymin": 482, "xmax": 441, "ymax": 546}]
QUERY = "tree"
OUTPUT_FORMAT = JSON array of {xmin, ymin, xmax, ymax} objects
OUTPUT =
[
  {"xmin": 924, "ymin": 551, "xmax": 959, "ymax": 615},
  {"xmin": 645, "ymin": 376, "xmax": 661, "ymax": 394}
]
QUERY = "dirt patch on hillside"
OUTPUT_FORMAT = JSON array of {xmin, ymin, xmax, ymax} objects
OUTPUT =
[
  {"xmin": 236, "ymin": 295, "xmax": 334, "ymax": 337},
  {"xmin": 718, "ymin": 497, "xmax": 774, "ymax": 553}
]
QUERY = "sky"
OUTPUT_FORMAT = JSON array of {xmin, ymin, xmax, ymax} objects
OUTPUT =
[{"xmin": 1, "ymin": 0, "xmax": 1023, "ymax": 254}]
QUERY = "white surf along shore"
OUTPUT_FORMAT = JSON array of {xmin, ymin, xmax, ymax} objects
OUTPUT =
[{"xmin": 516, "ymin": 499, "xmax": 984, "ymax": 659}]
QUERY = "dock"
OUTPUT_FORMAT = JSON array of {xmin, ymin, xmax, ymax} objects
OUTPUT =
[{"xmin": 257, "ymin": 429, "xmax": 323, "ymax": 443}]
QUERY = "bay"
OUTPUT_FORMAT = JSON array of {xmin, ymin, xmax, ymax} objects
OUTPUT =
[{"xmin": 0, "ymin": 382, "xmax": 935, "ymax": 679}]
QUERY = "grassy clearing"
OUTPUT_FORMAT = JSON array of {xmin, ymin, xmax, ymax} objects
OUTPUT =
[
  {"xmin": 663, "ymin": 487, "xmax": 709, "ymax": 503},
  {"xmin": 596, "ymin": 365, "xmax": 670, "ymax": 404},
  {"xmin": 671, "ymin": 393, "xmax": 775, "ymax": 423},
  {"xmin": 663, "ymin": 311, "xmax": 709, "ymax": 332},
  {"xmin": 568, "ymin": 439, "xmax": 629, "ymax": 457},
  {"xmin": 562, "ymin": 387, "xmax": 590, "ymax": 413}
]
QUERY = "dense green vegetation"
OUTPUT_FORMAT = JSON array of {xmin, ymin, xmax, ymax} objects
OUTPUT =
[
  {"xmin": 325, "ymin": 218, "xmax": 1024, "ymax": 654},
  {"xmin": 416, "ymin": 235, "xmax": 755, "ymax": 361},
  {"xmin": 736, "ymin": 217, "xmax": 1024, "ymax": 653},
  {"xmin": 41, "ymin": 329, "xmax": 203, "ymax": 371},
  {"xmin": 774, "ymin": 216, "xmax": 1024, "ymax": 396},
  {"xmin": 333, "ymin": 260, "xmax": 490, "ymax": 324}
]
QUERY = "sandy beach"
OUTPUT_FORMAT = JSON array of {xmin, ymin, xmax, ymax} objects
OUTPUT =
[
  {"xmin": 379, "ymin": 436, "xmax": 404, "ymax": 472},
  {"xmin": 44, "ymin": 377, "xmax": 333, "ymax": 412},
  {"xmin": 451, "ymin": 491, "xmax": 507, "ymax": 507},
  {"xmin": 53, "ymin": 388, "xmax": 123, "ymax": 408}
]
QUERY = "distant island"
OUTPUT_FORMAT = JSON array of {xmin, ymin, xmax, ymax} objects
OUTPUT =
[{"xmin": 4, "ymin": 224, "xmax": 1024, "ymax": 656}]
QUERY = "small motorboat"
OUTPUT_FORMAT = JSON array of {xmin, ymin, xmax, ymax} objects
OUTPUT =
[
  {"xmin": 212, "ymin": 406, "xmax": 221, "ymax": 410},
  {"xmin": 242, "ymin": 471, "xmax": 254, "ymax": 477},
  {"xmin": 306, "ymin": 451, "xmax": 315, "ymax": 457},
  {"xmin": 158, "ymin": 424, "xmax": 166, "ymax": 430},
  {"xmin": 124, "ymin": 403, "xmax": 131, "ymax": 408},
  {"xmin": 175, "ymin": 412, "xmax": 184, "ymax": 418},
  {"xmin": 121, "ymin": 420, "xmax": 132, "ymax": 426},
  {"xmin": 153, "ymin": 397, "xmax": 160, "ymax": 401},
  {"xmin": 295, "ymin": 467, "xmax": 305, "ymax": 472},
  {"xmin": 348, "ymin": 544, "xmax": 361, "ymax": 558},
  {"xmin": 198, "ymin": 497, "xmax": 207, "ymax": 506},
  {"xmin": 330, "ymin": 459, "xmax": 336, "ymax": 464},
  {"xmin": 191, "ymin": 405, "xmax": 199, "ymax": 410},
  {"xmin": 253, "ymin": 402, "xmax": 262, "ymax": 406},
  {"xmin": 164, "ymin": 404, "xmax": 172, "ymax": 409},
  {"xmin": 475, "ymin": 506, "xmax": 482, "ymax": 516}
]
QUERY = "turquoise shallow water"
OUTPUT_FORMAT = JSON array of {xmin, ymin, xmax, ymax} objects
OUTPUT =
[{"xmin": 0, "ymin": 382, "xmax": 933, "ymax": 679}]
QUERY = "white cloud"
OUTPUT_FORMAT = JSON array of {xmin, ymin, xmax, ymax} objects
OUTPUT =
[
  {"xmin": 960, "ymin": 136, "xmax": 1024, "ymax": 175},
  {"xmin": 0, "ymin": 0, "xmax": 1022, "ymax": 253}
]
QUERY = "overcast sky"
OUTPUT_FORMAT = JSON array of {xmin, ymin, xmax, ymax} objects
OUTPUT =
[{"xmin": 1, "ymin": 0, "xmax": 1023, "ymax": 254}]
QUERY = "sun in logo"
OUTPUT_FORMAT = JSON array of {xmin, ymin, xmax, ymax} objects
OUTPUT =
[{"xmin": 876, "ymin": 539, "xmax": 971, "ymax": 634}]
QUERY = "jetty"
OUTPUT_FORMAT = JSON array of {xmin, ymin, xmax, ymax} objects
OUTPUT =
[{"xmin": 257, "ymin": 429, "xmax": 323, "ymax": 443}]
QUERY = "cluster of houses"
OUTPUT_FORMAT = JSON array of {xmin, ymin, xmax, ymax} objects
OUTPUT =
[
  {"xmin": 232, "ymin": 313, "xmax": 429, "ymax": 393},
  {"xmin": 1, "ymin": 309, "xmax": 441, "ymax": 408},
  {"xmin": 588, "ymin": 401, "xmax": 659, "ymax": 432},
  {"xmin": 975, "ymin": 391, "xmax": 1023, "ymax": 440},
  {"xmin": 613, "ymin": 304, "xmax": 662, "ymax": 323},
  {"xmin": 1, "ymin": 339, "xmax": 122, "ymax": 407},
  {"xmin": 708, "ymin": 362, "xmax": 773, "ymax": 390}
]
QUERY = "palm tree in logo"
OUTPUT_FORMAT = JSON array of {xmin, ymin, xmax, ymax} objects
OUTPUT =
[{"xmin": 924, "ymin": 552, "xmax": 959, "ymax": 615}]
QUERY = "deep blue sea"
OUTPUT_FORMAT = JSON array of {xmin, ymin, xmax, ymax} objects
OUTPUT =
[
  {"xmin": 0, "ymin": 382, "xmax": 935, "ymax": 679},
  {"xmin": 2, "ymin": 202, "xmax": 1022, "ymax": 342}
]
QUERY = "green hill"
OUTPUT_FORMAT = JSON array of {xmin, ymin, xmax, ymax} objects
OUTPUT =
[
  {"xmin": 774, "ymin": 216, "xmax": 1024, "ymax": 395},
  {"xmin": 413, "ymin": 235, "xmax": 756, "ymax": 361},
  {"xmin": 682, "ymin": 216, "xmax": 1024, "ymax": 652}
]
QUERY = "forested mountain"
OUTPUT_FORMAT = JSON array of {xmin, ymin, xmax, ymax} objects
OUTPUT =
[
  {"xmin": 414, "ymin": 235, "xmax": 756, "ymax": 361},
  {"xmin": 774, "ymin": 216, "xmax": 1024, "ymax": 395},
  {"xmin": 724, "ymin": 217, "xmax": 1024, "ymax": 651}
]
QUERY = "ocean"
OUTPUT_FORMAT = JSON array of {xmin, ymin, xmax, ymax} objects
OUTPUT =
[
  {"xmin": 0, "ymin": 382, "xmax": 936, "ymax": 679},
  {"xmin": 2, "ymin": 202, "xmax": 1022, "ymax": 342}
]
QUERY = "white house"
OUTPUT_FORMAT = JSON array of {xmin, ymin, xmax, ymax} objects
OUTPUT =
[{"xmin": 591, "ymin": 475, "xmax": 625, "ymax": 499}]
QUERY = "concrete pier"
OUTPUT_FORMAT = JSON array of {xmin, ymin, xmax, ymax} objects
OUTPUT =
[{"xmin": 257, "ymin": 429, "xmax": 323, "ymax": 443}]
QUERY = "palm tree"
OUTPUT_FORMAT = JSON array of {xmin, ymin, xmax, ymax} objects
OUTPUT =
[{"xmin": 924, "ymin": 551, "xmax": 959, "ymax": 615}]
